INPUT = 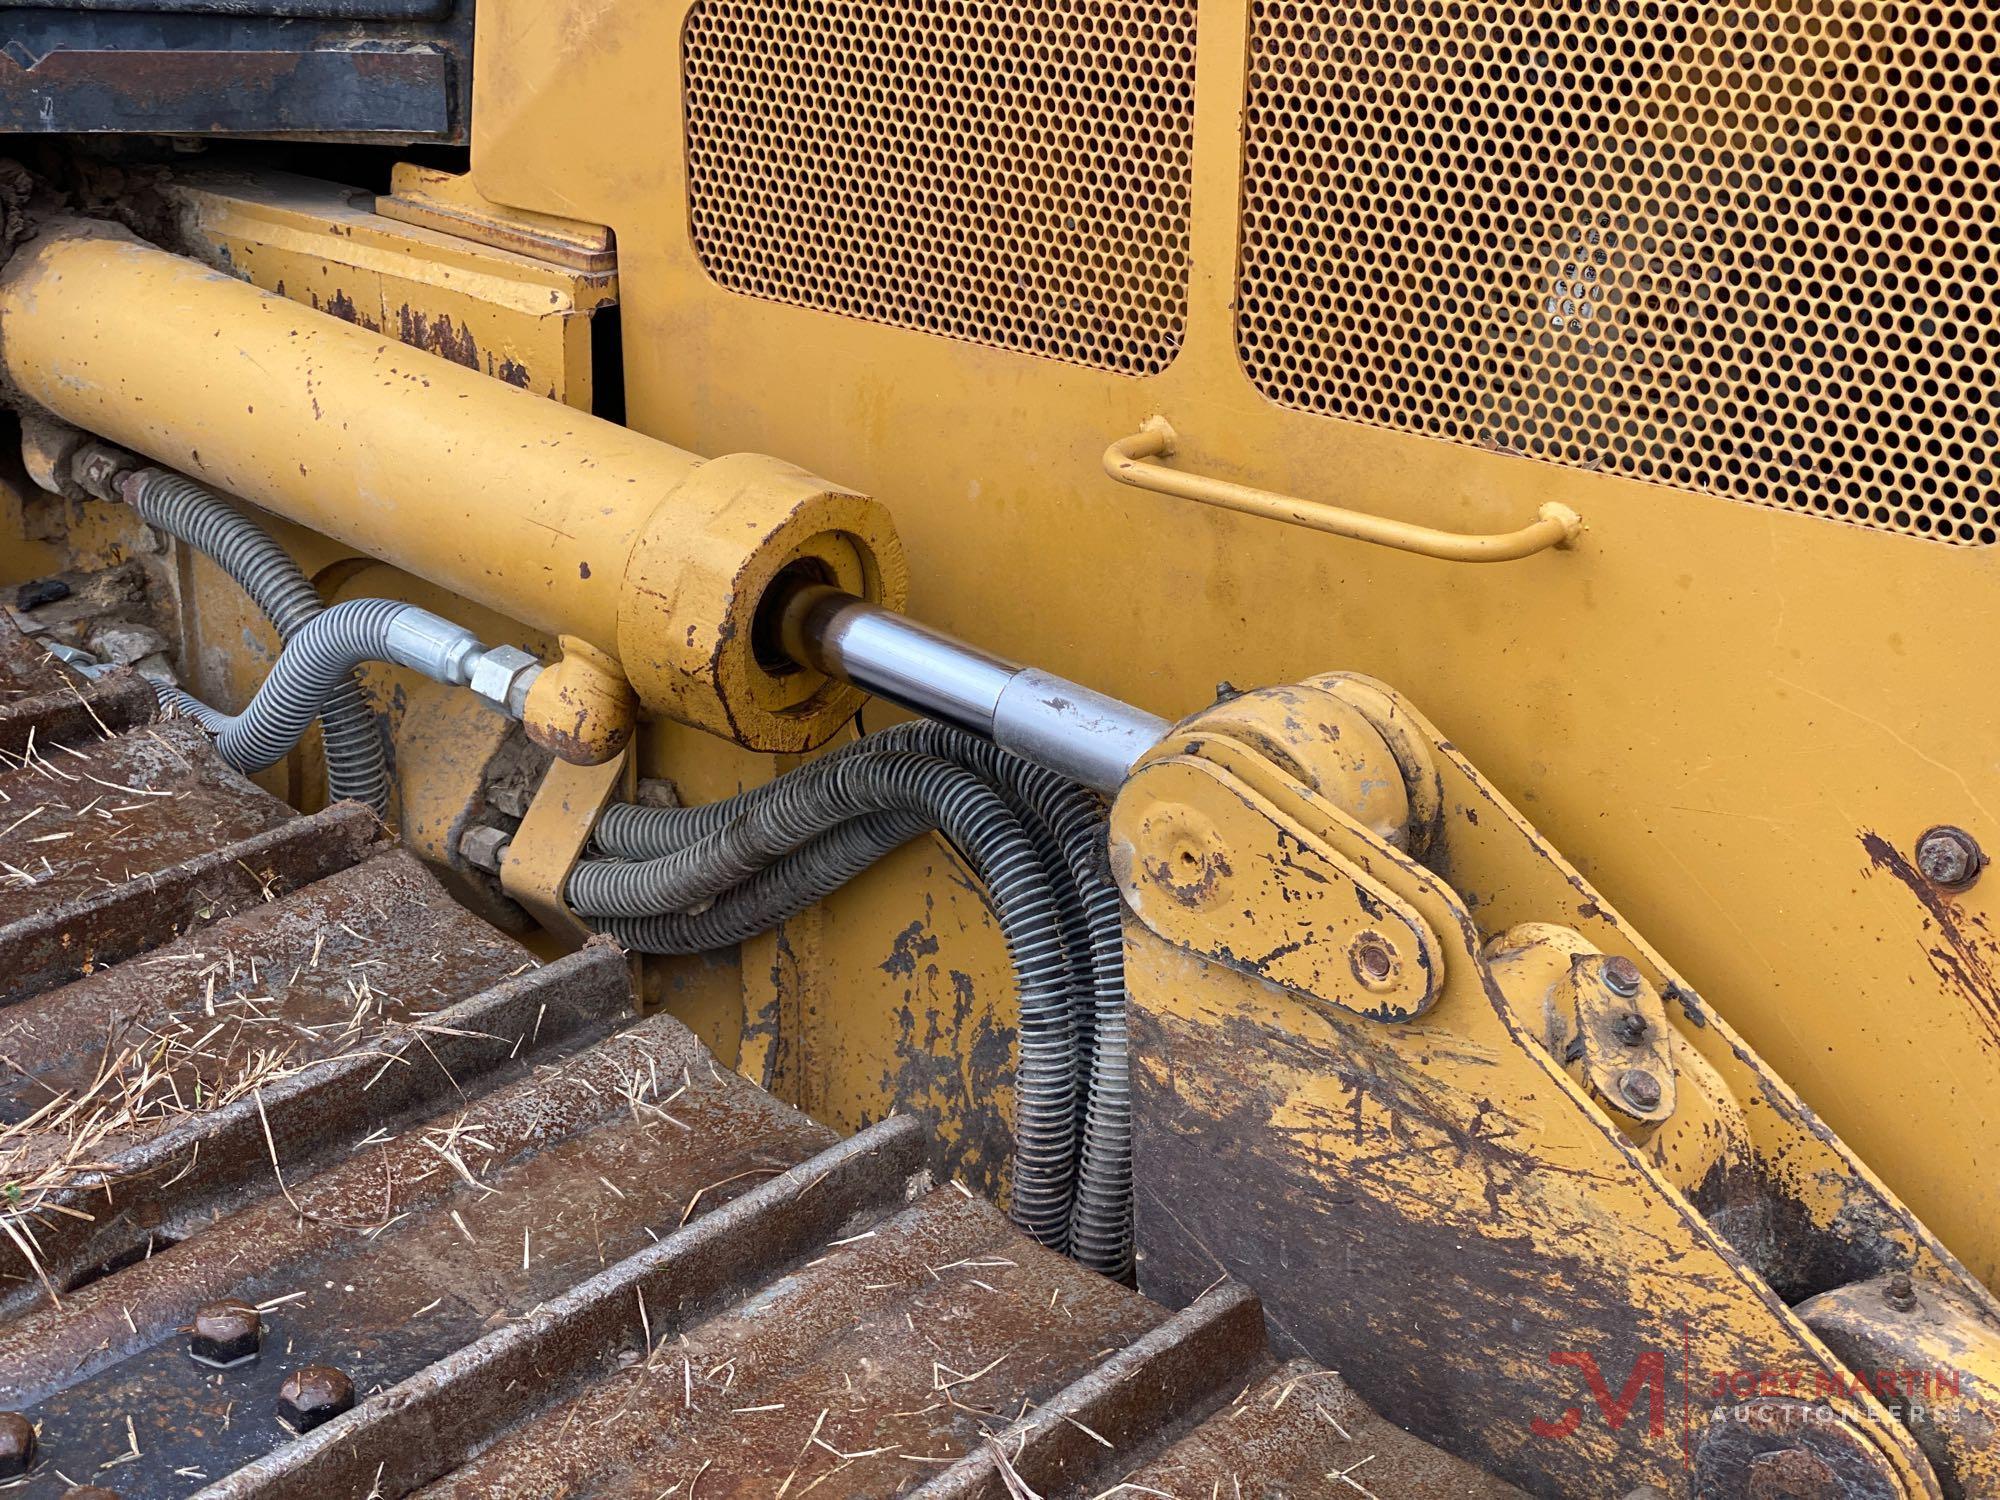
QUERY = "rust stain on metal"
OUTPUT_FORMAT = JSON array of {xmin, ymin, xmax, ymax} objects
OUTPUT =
[
  {"xmin": 0, "ymin": 856, "xmax": 633, "ymax": 1319},
  {"xmin": 1120, "ymin": 1358, "xmax": 1523, "ymax": 1499},
  {"xmin": 1862, "ymin": 829, "xmax": 2000, "ymax": 1051},
  {"xmin": 423, "ymin": 1186, "xmax": 1160, "ymax": 1499},
  {"xmin": 396, "ymin": 306, "xmax": 481, "ymax": 373}
]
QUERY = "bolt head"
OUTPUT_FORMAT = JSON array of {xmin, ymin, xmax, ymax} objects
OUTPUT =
[
  {"xmin": 1348, "ymin": 932, "xmax": 1400, "ymax": 992},
  {"xmin": 0, "ymin": 1411, "xmax": 35, "ymax": 1477},
  {"xmin": 1602, "ymin": 955, "xmax": 1643, "ymax": 997},
  {"xmin": 277, "ymin": 1365, "xmax": 355, "ymax": 1434},
  {"xmin": 1915, "ymin": 826, "xmax": 1983, "ymax": 890},
  {"xmin": 1611, "ymin": 1011, "xmax": 1651, "ymax": 1046},
  {"xmin": 1617, "ymin": 1068, "xmax": 1664, "ymax": 1112},
  {"xmin": 1884, "ymin": 1271, "xmax": 1918, "ymax": 1311},
  {"xmin": 190, "ymin": 1299, "xmax": 261, "ymax": 1369}
]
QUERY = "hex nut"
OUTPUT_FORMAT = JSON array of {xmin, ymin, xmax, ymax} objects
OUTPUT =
[
  {"xmin": 1915, "ymin": 825, "xmax": 1983, "ymax": 891},
  {"xmin": 0, "ymin": 1411, "xmax": 35, "ymax": 1477},
  {"xmin": 1617, "ymin": 1069, "xmax": 1664, "ymax": 1112},
  {"xmin": 70, "ymin": 441, "xmax": 136, "ymax": 504},
  {"xmin": 457, "ymin": 824, "xmax": 513, "ymax": 874},
  {"xmin": 1602, "ymin": 955, "xmax": 1643, "ymax": 997},
  {"xmin": 1884, "ymin": 1271, "xmax": 1918, "ymax": 1312},
  {"xmin": 190, "ymin": 1299, "xmax": 262, "ymax": 1369},
  {"xmin": 277, "ymin": 1365, "xmax": 356, "ymax": 1434},
  {"xmin": 1610, "ymin": 1011, "xmax": 1651, "ymax": 1046},
  {"xmin": 467, "ymin": 646, "xmax": 542, "ymax": 718}
]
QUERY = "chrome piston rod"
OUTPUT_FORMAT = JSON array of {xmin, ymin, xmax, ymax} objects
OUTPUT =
[{"xmin": 777, "ymin": 585, "xmax": 1169, "ymax": 794}]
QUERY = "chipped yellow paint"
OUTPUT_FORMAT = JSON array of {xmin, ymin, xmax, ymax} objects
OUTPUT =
[
  {"xmin": 1115, "ymin": 689, "xmax": 1951, "ymax": 1495},
  {"xmin": 469, "ymin": 0, "xmax": 2000, "ymax": 1293},
  {"xmin": 1114, "ymin": 753, "xmax": 1443, "ymax": 1021},
  {"xmin": 168, "ymin": 168, "xmax": 614, "ymax": 410}
]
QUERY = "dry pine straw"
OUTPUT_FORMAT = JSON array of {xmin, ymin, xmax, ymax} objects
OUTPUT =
[{"xmin": 0, "ymin": 720, "xmax": 485, "ymax": 1305}]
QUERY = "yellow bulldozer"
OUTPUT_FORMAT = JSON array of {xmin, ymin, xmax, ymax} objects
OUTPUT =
[{"xmin": 0, "ymin": 3, "xmax": 1994, "ymax": 1496}]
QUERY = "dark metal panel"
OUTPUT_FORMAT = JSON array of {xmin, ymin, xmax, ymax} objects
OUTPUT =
[
  {"xmin": 0, "ymin": 6, "xmax": 469, "ymax": 140},
  {"xmin": 1120, "ymin": 1358, "xmax": 1526, "ymax": 1500},
  {"xmin": 202, "ymin": 1117, "xmax": 925, "ymax": 1498},
  {"xmin": 0, "ymin": 720, "xmax": 382, "ymax": 1005},
  {"xmin": 0, "ymin": 4, "xmax": 451, "ymax": 16},
  {"xmin": 4, "ymin": 1015, "xmax": 850, "ymax": 1493},
  {"xmin": 910, "ymin": 1281, "xmax": 1270, "ymax": 1500}
]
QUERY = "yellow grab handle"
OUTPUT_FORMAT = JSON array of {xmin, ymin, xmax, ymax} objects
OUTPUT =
[{"xmin": 1102, "ymin": 416, "xmax": 1582, "ymax": 564}]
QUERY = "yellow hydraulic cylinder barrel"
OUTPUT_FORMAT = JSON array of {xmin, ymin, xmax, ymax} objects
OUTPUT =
[{"xmin": 0, "ymin": 220, "xmax": 905, "ymax": 752}]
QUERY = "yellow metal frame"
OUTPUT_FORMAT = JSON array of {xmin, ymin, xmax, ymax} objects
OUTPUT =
[
  {"xmin": 467, "ymin": 0, "xmax": 2000, "ymax": 1292},
  {"xmin": 1112, "ymin": 677, "xmax": 2000, "ymax": 1495}
]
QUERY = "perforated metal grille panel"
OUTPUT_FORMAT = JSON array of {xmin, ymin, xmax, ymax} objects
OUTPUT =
[
  {"xmin": 1237, "ymin": 3, "xmax": 2000, "ymax": 545},
  {"xmin": 682, "ymin": 1, "xmax": 1199, "ymax": 376}
]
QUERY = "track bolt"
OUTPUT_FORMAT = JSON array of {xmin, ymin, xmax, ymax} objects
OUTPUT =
[
  {"xmin": 0, "ymin": 1412, "xmax": 35, "ymax": 1477},
  {"xmin": 1915, "ymin": 826, "xmax": 1983, "ymax": 891},
  {"xmin": 1602, "ymin": 956, "xmax": 1643, "ymax": 997},
  {"xmin": 1611, "ymin": 1011, "xmax": 1650, "ymax": 1046},
  {"xmin": 277, "ymin": 1365, "xmax": 355, "ymax": 1434},
  {"xmin": 1885, "ymin": 1272, "xmax": 1918, "ymax": 1312},
  {"xmin": 1617, "ymin": 1069, "xmax": 1663, "ymax": 1112},
  {"xmin": 190, "ymin": 1299, "xmax": 262, "ymax": 1369}
]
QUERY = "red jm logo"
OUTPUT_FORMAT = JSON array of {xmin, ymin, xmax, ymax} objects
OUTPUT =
[{"xmin": 1532, "ymin": 1351, "xmax": 1669, "ymax": 1440}]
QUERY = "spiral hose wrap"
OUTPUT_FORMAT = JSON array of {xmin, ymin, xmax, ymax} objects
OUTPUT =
[
  {"xmin": 581, "ymin": 722, "xmax": 1132, "ymax": 1276},
  {"xmin": 125, "ymin": 469, "xmax": 389, "ymax": 811},
  {"xmin": 160, "ymin": 598, "xmax": 417, "ymax": 780},
  {"xmin": 866, "ymin": 725, "xmax": 1131, "ymax": 1277},
  {"xmin": 596, "ymin": 812, "xmax": 929, "ymax": 954}
]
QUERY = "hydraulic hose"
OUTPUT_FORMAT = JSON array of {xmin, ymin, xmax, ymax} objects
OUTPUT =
[
  {"xmin": 902, "ymin": 737, "xmax": 1128, "ymax": 1279},
  {"xmin": 162, "ymin": 598, "xmax": 480, "ymax": 780},
  {"xmin": 579, "ymin": 748, "xmax": 1079, "ymax": 1250},
  {"xmin": 595, "ymin": 812, "xmax": 928, "ymax": 953},
  {"xmin": 881, "ymin": 724, "xmax": 1131, "ymax": 1280},
  {"xmin": 123, "ymin": 468, "xmax": 389, "ymax": 811},
  {"xmin": 585, "ymin": 722, "xmax": 1133, "ymax": 1278}
]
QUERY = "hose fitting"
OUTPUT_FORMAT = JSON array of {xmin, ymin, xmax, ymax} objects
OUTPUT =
[{"xmin": 155, "ymin": 599, "xmax": 569, "ymax": 780}]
